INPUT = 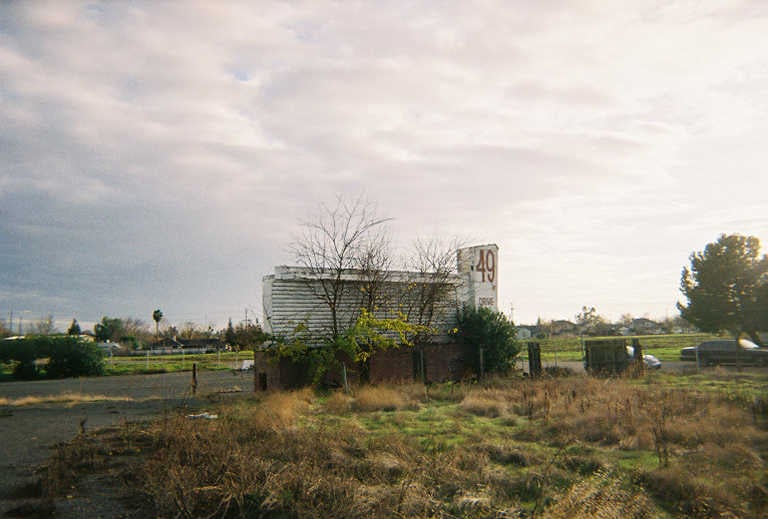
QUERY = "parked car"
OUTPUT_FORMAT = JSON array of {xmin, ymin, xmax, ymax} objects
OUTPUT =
[
  {"xmin": 626, "ymin": 346, "xmax": 662, "ymax": 370},
  {"xmin": 680, "ymin": 339, "xmax": 768, "ymax": 366}
]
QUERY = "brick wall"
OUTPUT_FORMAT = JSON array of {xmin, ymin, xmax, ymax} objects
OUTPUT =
[
  {"xmin": 424, "ymin": 343, "xmax": 469, "ymax": 382},
  {"xmin": 256, "ymin": 342, "xmax": 474, "ymax": 389},
  {"xmin": 369, "ymin": 348, "xmax": 415, "ymax": 383},
  {"xmin": 253, "ymin": 351, "xmax": 307, "ymax": 391}
]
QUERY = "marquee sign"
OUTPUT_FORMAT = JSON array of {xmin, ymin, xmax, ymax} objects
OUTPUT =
[{"xmin": 457, "ymin": 244, "xmax": 499, "ymax": 311}]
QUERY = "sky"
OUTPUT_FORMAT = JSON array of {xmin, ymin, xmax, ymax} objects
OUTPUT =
[{"xmin": 1, "ymin": 1, "xmax": 767, "ymax": 333}]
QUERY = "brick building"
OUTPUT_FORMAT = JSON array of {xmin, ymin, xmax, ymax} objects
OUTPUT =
[{"xmin": 255, "ymin": 244, "xmax": 498, "ymax": 389}]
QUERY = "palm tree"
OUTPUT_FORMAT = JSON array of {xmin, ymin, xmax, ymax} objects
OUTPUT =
[{"xmin": 152, "ymin": 308, "xmax": 163, "ymax": 346}]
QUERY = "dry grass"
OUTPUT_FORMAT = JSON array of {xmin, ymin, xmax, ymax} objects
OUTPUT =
[
  {"xmin": 1, "ymin": 393, "xmax": 136, "ymax": 407},
  {"xmin": 460, "ymin": 389, "xmax": 509, "ymax": 417},
  {"xmin": 237, "ymin": 389, "xmax": 312, "ymax": 431},
  {"xmin": 42, "ymin": 375, "xmax": 768, "ymax": 518},
  {"xmin": 352, "ymin": 385, "xmax": 414, "ymax": 412},
  {"xmin": 543, "ymin": 470, "xmax": 654, "ymax": 519},
  {"xmin": 324, "ymin": 390, "xmax": 355, "ymax": 414}
]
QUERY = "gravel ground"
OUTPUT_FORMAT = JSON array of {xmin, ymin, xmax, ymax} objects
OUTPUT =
[{"xmin": 0, "ymin": 369, "xmax": 253, "ymax": 516}]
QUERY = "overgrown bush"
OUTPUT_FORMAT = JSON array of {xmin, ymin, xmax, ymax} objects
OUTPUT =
[
  {"xmin": 0, "ymin": 337, "xmax": 41, "ymax": 379},
  {"xmin": 0, "ymin": 336, "xmax": 104, "ymax": 379},
  {"xmin": 45, "ymin": 336, "xmax": 105, "ymax": 378},
  {"xmin": 456, "ymin": 305, "xmax": 520, "ymax": 375}
]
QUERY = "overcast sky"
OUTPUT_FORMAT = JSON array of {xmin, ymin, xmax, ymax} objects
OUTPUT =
[{"xmin": 2, "ymin": 1, "xmax": 767, "ymax": 332}]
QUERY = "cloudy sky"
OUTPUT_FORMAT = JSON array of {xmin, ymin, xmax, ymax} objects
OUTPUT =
[{"xmin": 2, "ymin": 1, "xmax": 767, "ymax": 332}]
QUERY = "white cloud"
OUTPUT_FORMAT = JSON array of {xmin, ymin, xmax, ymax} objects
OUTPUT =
[{"xmin": 1, "ymin": 1, "xmax": 767, "ymax": 327}]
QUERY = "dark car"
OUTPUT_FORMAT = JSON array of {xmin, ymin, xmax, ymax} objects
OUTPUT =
[{"xmin": 680, "ymin": 339, "xmax": 768, "ymax": 366}]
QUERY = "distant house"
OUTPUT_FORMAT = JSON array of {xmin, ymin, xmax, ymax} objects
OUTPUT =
[
  {"xmin": 178, "ymin": 338, "xmax": 224, "ymax": 351},
  {"xmin": 96, "ymin": 341, "xmax": 122, "ymax": 353},
  {"xmin": 152, "ymin": 337, "xmax": 223, "ymax": 351},
  {"xmin": 153, "ymin": 337, "xmax": 184, "ymax": 349},
  {"xmin": 631, "ymin": 318, "xmax": 662, "ymax": 335},
  {"xmin": 516, "ymin": 326, "xmax": 533, "ymax": 340},
  {"xmin": 550, "ymin": 320, "xmax": 578, "ymax": 336}
]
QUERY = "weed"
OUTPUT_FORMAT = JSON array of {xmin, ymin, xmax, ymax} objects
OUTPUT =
[
  {"xmin": 42, "ymin": 372, "xmax": 768, "ymax": 518},
  {"xmin": 353, "ymin": 385, "xmax": 413, "ymax": 412},
  {"xmin": 3, "ymin": 393, "xmax": 136, "ymax": 407},
  {"xmin": 543, "ymin": 470, "xmax": 654, "ymax": 518},
  {"xmin": 460, "ymin": 390, "xmax": 508, "ymax": 417}
]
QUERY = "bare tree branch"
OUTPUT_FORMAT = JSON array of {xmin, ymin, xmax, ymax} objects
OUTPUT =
[{"xmin": 291, "ymin": 195, "xmax": 393, "ymax": 340}]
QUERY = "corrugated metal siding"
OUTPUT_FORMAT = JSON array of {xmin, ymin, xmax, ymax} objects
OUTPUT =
[{"xmin": 263, "ymin": 268, "xmax": 464, "ymax": 343}]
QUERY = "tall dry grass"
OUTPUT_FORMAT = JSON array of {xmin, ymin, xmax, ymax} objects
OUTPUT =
[
  {"xmin": 352, "ymin": 385, "xmax": 416, "ymax": 412},
  {"xmin": 1, "ymin": 393, "xmax": 136, "ymax": 406},
  {"xmin": 43, "ymin": 376, "xmax": 768, "ymax": 518},
  {"xmin": 460, "ymin": 388, "xmax": 509, "ymax": 417},
  {"xmin": 542, "ymin": 470, "xmax": 654, "ymax": 519}
]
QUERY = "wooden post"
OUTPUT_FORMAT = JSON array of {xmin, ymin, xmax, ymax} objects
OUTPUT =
[
  {"xmin": 633, "ymin": 338, "xmax": 646, "ymax": 377},
  {"xmin": 419, "ymin": 349, "xmax": 425, "ymax": 384},
  {"xmin": 527, "ymin": 341, "xmax": 542, "ymax": 378},
  {"xmin": 191, "ymin": 362, "xmax": 198, "ymax": 396}
]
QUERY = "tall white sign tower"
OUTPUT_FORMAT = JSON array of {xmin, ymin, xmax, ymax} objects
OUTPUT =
[{"xmin": 457, "ymin": 244, "xmax": 499, "ymax": 311}]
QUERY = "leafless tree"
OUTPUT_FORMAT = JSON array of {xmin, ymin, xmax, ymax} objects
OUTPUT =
[
  {"xmin": 291, "ymin": 195, "xmax": 392, "ymax": 341},
  {"xmin": 28, "ymin": 314, "xmax": 57, "ymax": 335},
  {"xmin": 401, "ymin": 237, "xmax": 463, "ymax": 344},
  {"xmin": 355, "ymin": 229, "xmax": 393, "ymax": 315}
]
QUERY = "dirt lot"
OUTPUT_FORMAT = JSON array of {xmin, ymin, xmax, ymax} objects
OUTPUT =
[{"xmin": 0, "ymin": 369, "xmax": 253, "ymax": 516}]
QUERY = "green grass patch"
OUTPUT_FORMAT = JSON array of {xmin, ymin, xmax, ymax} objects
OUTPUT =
[
  {"xmin": 104, "ymin": 351, "xmax": 253, "ymax": 376},
  {"xmin": 518, "ymin": 333, "xmax": 719, "ymax": 363}
]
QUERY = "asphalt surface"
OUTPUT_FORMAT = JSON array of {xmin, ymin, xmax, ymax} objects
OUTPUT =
[{"xmin": 0, "ymin": 369, "xmax": 253, "ymax": 515}]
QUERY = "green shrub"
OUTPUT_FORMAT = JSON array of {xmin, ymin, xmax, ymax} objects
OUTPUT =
[
  {"xmin": 0, "ymin": 338, "xmax": 40, "ymax": 379},
  {"xmin": 46, "ymin": 336, "xmax": 105, "ymax": 378},
  {"xmin": 457, "ymin": 306, "xmax": 520, "ymax": 375},
  {"xmin": 0, "ymin": 336, "xmax": 105, "ymax": 379}
]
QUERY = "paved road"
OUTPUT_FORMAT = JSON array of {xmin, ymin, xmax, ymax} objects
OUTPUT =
[
  {"xmin": 0, "ymin": 369, "xmax": 253, "ymax": 514},
  {"xmin": 539, "ymin": 359, "xmax": 766, "ymax": 373}
]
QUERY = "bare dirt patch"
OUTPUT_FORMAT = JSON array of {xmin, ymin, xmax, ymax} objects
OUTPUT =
[{"xmin": 0, "ymin": 370, "xmax": 251, "ymax": 516}]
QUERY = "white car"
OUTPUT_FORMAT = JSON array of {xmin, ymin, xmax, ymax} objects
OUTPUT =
[{"xmin": 626, "ymin": 346, "xmax": 662, "ymax": 370}]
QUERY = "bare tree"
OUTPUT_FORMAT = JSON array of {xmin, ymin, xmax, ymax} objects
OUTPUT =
[
  {"xmin": 401, "ymin": 238, "xmax": 463, "ymax": 344},
  {"xmin": 291, "ymin": 195, "xmax": 392, "ymax": 341},
  {"xmin": 0, "ymin": 319, "xmax": 13, "ymax": 338},
  {"xmin": 28, "ymin": 314, "xmax": 57, "ymax": 335},
  {"xmin": 355, "ymin": 229, "xmax": 393, "ymax": 315}
]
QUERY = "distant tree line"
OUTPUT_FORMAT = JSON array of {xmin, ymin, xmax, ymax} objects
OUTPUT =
[{"xmin": 529, "ymin": 311, "xmax": 691, "ymax": 338}]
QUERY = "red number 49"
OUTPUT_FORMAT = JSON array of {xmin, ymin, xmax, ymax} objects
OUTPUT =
[{"xmin": 476, "ymin": 249, "xmax": 495, "ymax": 283}]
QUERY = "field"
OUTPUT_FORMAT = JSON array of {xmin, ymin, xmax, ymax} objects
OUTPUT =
[
  {"xmin": 0, "ymin": 350, "xmax": 254, "ymax": 381},
  {"xmin": 103, "ymin": 350, "xmax": 254, "ymax": 375},
  {"xmin": 36, "ymin": 369, "xmax": 768, "ymax": 518},
  {"xmin": 529, "ymin": 333, "xmax": 717, "ymax": 362}
]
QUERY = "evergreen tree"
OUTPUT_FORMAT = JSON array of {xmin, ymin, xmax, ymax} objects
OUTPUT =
[{"xmin": 67, "ymin": 318, "xmax": 81, "ymax": 335}]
